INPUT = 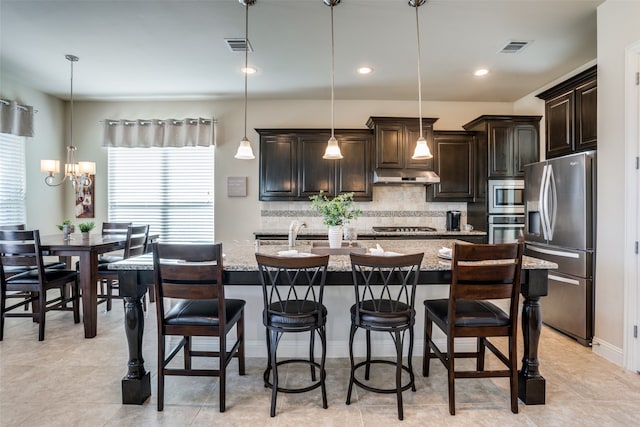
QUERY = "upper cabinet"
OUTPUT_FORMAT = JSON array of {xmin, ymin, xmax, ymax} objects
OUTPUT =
[
  {"xmin": 427, "ymin": 131, "xmax": 475, "ymax": 202},
  {"xmin": 366, "ymin": 117, "xmax": 438, "ymax": 172},
  {"xmin": 536, "ymin": 66, "xmax": 597, "ymax": 159},
  {"xmin": 463, "ymin": 115, "xmax": 541, "ymax": 180},
  {"xmin": 258, "ymin": 129, "xmax": 373, "ymax": 202}
]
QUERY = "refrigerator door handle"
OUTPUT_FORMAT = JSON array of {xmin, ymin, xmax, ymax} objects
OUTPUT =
[
  {"xmin": 539, "ymin": 164, "xmax": 550, "ymax": 239},
  {"xmin": 526, "ymin": 244, "xmax": 580, "ymax": 258},
  {"xmin": 547, "ymin": 164, "xmax": 557, "ymax": 240},
  {"xmin": 548, "ymin": 274, "xmax": 581, "ymax": 286}
]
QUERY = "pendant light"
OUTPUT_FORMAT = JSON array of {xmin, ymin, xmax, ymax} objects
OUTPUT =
[
  {"xmin": 235, "ymin": 0, "xmax": 256, "ymax": 160},
  {"xmin": 322, "ymin": 0, "xmax": 343, "ymax": 160},
  {"xmin": 41, "ymin": 54, "xmax": 96, "ymax": 188},
  {"xmin": 409, "ymin": 0, "xmax": 433, "ymax": 160}
]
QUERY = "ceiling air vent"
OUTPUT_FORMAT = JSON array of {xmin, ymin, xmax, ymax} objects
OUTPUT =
[
  {"xmin": 500, "ymin": 40, "xmax": 531, "ymax": 54},
  {"xmin": 225, "ymin": 38, "xmax": 253, "ymax": 52}
]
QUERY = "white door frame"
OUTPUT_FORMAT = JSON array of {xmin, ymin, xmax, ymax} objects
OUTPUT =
[{"xmin": 624, "ymin": 40, "xmax": 640, "ymax": 371}]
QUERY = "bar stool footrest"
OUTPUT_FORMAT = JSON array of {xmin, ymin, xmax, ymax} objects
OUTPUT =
[
  {"xmin": 351, "ymin": 359, "xmax": 415, "ymax": 394},
  {"xmin": 263, "ymin": 358, "xmax": 326, "ymax": 394}
]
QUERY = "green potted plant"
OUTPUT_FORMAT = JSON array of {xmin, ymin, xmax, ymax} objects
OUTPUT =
[
  {"xmin": 309, "ymin": 192, "xmax": 362, "ymax": 248},
  {"xmin": 78, "ymin": 221, "xmax": 95, "ymax": 239},
  {"xmin": 57, "ymin": 219, "xmax": 74, "ymax": 238}
]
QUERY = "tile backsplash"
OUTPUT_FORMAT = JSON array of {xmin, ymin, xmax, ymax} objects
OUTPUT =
[{"xmin": 260, "ymin": 186, "xmax": 467, "ymax": 231}]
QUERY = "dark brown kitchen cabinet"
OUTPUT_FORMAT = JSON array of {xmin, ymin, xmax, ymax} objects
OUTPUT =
[
  {"xmin": 259, "ymin": 133, "xmax": 298, "ymax": 200},
  {"xmin": 258, "ymin": 129, "xmax": 372, "ymax": 201},
  {"xmin": 427, "ymin": 131, "xmax": 475, "ymax": 201},
  {"xmin": 366, "ymin": 116, "xmax": 438, "ymax": 172},
  {"xmin": 537, "ymin": 65, "xmax": 597, "ymax": 159},
  {"xmin": 463, "ymin": 115, "xmax": 541, "ymax": 181}
]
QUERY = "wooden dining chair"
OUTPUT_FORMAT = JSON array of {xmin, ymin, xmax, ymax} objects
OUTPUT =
[
  {"xmin": 97, "ymin": 224, "xmax": 149, "ymax": 311},
  {"xmin": 423, "ymin": 242, "xmax": 524, "ymax": 415},
  {"xmin": 346, "ymin": 252, "xmax": 424, "ymax": 421},
  {"xmin": 153, "ymin": 242, "xmax": 245, "ymax": 412},
  {"xmin": 0, "ymin": 229, "xmax": 80, "ymax": 341},
  {"xmin": 255, "ymin": 253, "xmax": 330, "ymax": 417}
]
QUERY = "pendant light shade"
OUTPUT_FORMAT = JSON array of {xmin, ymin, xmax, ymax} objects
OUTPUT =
[
  {"xmin": 322, "ymin": 0, "xmax": 343, "ymax": 160},
  {"xmin": 235, "ymin": 0, "xmax": 256, "ymax": 160},
  {"xmin": 409, "ymin": 0, "xmax": 433, "ymax": 160}
]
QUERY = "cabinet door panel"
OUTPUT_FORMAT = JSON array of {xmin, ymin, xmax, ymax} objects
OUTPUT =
[
  {"xmin": 375, "ymin": 124, "xmax": 403, "ymax": 169},
  {"xmin": 335, "ymin": 135, "xmax": 372, "ymax": 199},
  {"xmin": 299, "ymin": 136, "xmax": 335, "ymax": 197},
  {"xmin": 575, "ymin": 80, "xmax": 597, "ymax": 151},
  {"xmin": 488, "ymin": 124, "xmax": 513, "ymax": 177},
  {"xmin": 428, "ymin": 132, "xmax": 474, "ymax": 201},
  {"xmin": 514, "ymin": 124, "xmax": 539, "ymax": 176},
  {"xmin": 259, "ymin": 135, "xmax": 298, "ymax": 200},
  {"xmin": 546, "ymin": 92, "xmax": 574, "ymax": 158}
]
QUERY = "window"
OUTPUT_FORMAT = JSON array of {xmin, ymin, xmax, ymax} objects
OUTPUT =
[
  {"xmin": 0, "ymin": 134, "xmax": 26, "ymax": 226},
  {"xmin": 108, "ymin": 146, "xmax": 214, "ymax": 242}
]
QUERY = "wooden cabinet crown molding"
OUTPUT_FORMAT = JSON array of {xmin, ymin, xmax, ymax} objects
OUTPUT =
[{"xmin": 535, "ymin": 65, "xmax": 597, "ymax": 101}]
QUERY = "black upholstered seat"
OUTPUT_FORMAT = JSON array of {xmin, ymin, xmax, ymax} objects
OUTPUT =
[
  {"xmin": 256, "ymin": 253, "xmax": 330, "ymax": 417},
  {"xmin": 164, "ymin": 299, "xmax": 246, "ymax": 326},
  {"xmin": 346, "ymin": 252, "xmax": 424, "ymax": 421},
  {"xmin": 423, "ymin": 242, "xmax": 524, "ymax": 416}
]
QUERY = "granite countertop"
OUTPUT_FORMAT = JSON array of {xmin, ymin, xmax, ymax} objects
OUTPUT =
[
  {"xmin": 254, "ymin": 228, "xmax": 487, "ymax": 238},
  {"xmin": 109, "ymin": 239, "xmax": 556, "ymax": 272}
]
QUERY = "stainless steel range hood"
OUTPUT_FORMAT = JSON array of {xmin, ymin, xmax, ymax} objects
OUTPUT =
[{"xmin": 373, "ymin": 170, "xmax": 440, "ymax": 184}]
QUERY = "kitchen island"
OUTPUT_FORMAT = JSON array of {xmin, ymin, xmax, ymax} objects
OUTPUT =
[{"xmin": 111, "ymin": 239, "xmax": 555, "ymax": 406}]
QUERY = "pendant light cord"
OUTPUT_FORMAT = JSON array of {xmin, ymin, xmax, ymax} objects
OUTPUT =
[
  {"xmin": 243, "ymin": 3, "xmax": 249, "ymax": 140},
  {"xmin": 330, "ymin": 4, "xmax": 335, "ymax": 139},
  {"xmin": 415, "ymin": 3, "xmax": 423, "ymax": 139},
  {"xmin": 69, "ymin": 57, "xmax": 75, "ymax": 150}
]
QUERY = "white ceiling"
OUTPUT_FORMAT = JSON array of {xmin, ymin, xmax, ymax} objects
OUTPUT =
[{"xmin": 0, "ymin": 0, "xmax": 603, "ymax": 102}]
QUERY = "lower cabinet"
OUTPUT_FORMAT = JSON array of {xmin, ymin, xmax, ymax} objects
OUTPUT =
[
  {"xmin": 258, "ymin": 129, "xmax": 373, "ymax": 201},
  {"xmin": 427, "ymin": 131, "xmax": 475, "ymax": 202}
]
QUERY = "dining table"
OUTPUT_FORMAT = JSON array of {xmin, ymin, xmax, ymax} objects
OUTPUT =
[
  {"xmin": 40, "ymin": 233, "xmax": 127, "ymax": 338},
  {"xmin": 40, "ymin": 232, "xmax": 159, "ymax": 338},
  {"xmin": 109, "ymin": 239, "xmax": 557, "ymax": 406}
]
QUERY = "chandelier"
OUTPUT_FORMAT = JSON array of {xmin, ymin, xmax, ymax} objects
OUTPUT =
[{"xmin": 41, "ymin": 54, "xmax": 95, "ymax": 188}]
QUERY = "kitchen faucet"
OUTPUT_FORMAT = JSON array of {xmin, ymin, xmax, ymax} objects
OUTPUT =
[{"xmin": 288, "ymin": 220, "xmax": 307, "ymax": 248}]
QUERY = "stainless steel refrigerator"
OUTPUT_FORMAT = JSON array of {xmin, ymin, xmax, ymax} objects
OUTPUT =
[{"xmin": 524, "ymin": 151, "xmax": 596, "ymax": 346}]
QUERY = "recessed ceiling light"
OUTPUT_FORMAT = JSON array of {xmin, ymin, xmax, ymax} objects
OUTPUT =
[
  {"xmin": 242, "ymin": 66, "xmax": 257, "ymax": 74},
  {"xmin": 474, "ymin": 68, "xmax": 489, "ymax": 77},
  {"xmin": 357, "ymin": 66, "xmax": 373, "ymax": 75}
]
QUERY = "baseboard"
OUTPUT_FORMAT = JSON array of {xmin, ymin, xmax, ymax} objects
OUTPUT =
[{"xmin": 592, "ymin": 336, "xmax": 624, "ymax": 366}]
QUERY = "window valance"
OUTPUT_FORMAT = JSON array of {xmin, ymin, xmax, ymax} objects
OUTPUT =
[
  {"xmin": 102, "ymin": 117, "xmax": 215, "ymax": 148},
  {"xmin": 0, "ymin": 99, "xmax": 34, "ymax": 137}
]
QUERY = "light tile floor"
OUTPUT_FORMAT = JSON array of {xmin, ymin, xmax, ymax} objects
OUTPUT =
[{"xmin": 1, "ymin": 306, "xmax": 639, "ymax": 426}]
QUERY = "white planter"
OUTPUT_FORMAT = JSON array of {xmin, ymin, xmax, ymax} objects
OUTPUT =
[{"xmin": 327, "ymin": 226, "xmax": 343, "ymax": 248}]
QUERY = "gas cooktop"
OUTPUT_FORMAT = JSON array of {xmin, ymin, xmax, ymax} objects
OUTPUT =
[{"xmin": 372, "ymin": 226, "xmax": 437, "ymax": 233}]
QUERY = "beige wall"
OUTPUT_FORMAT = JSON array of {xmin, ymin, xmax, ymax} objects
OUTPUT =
[{"xmin": 593, "ymin": 0, "xmax": 640, "ymax": 354}]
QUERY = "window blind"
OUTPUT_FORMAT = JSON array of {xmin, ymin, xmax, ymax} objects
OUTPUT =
[
  {"xmin": 107, "ymin": 146, "xmax": 214, "ymax": 242},
  {"xmin": 0, "ymin": 134, "xmax": 26, "ymax": 226}
]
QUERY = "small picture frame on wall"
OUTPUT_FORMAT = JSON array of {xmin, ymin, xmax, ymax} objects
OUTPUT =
[
  {"xmin": 227, "ymin": 176, "xmax": 247, "ymax": 197},
  {"xmin": 75, "ymin": 175, "xmax": 95, "ymax": 218}
]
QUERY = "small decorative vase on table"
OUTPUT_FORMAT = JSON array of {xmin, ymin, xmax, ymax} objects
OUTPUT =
[
  {"xmin": 309, "ymin": 192, "xmax": 362, "ymax": 249},
  {"xmin": 78, "ymin": 221, "xmax": 95, "ymax": 241}
]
